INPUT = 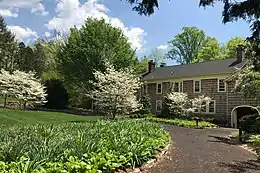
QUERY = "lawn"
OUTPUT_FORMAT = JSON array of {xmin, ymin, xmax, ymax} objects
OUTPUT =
[{"xmin": 0, "ymin": 108, "xmax": 99, "ymax": 124}]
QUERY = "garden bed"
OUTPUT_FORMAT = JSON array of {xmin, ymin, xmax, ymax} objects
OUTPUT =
[
  {"xmin": 0, "ymin": 119, "xmax": 169, "ymax": 172},
  {"xmin": 146, "ymin": 117, "xmax": 217, "ymax": 128}
]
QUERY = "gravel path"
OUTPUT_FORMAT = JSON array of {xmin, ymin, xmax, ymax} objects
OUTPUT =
[{"xmin": 145, "ymin": 125, "xmax": 260, "ymax": 173}]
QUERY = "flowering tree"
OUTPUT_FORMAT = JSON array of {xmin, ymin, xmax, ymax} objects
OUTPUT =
[
  {"xmin": 87, "ymin": 64, "xmax": 141, "ymax": 119},
  {"xmin": 164, "ymin": 92, "xmax": 190, "ymax": 116},
  {"xmin": 191, "ymin": 95, "xmax": 212, "ymax": 116},
  {"xmin": 233, "ymin": 64, "xmax": 260, "ymax": 99},
  {"xmin": 0, "ymin": 69, "xmax": 47, "ymax": 109}
]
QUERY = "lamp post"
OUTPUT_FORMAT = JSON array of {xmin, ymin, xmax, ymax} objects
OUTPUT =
[{"xmin": 193, "ymin": 117, "xmax": 199, "ymax": 128}]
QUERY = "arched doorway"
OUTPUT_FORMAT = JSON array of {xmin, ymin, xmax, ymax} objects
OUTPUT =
[{"xmin": 231, "ymin": 105, "xmax": 260, "ymax": 128}]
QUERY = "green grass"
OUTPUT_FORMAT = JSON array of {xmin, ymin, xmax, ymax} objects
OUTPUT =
[
  {"xmin": 146, "ymin": 117, "xmax": 217, "ymax": 128},
  {"xmin": 0, "ymin": 120, "xmax": 169, "ymax": 172},
  {"xmin": 0, "ymin": 108, "xmax": 98, "ymax": 125}
]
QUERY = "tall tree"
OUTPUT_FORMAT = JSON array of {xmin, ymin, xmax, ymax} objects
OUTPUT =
[
  {"xmin": 0, "ymin": 16, "xmax": 17, "ymax": 71},
  {"xmin": 194, "ymin": 37, "xmax": 224, "ymax": 63},
  {"xmin": 223, "ymin": 36, "xmax": 248, "ymax": 58},
  {"xmin": 167, "ymin": 27, "xmax": 207, "ymax": 64},
  {"xmin": 125, "ymin": 1, "xmax": 260, "ymax": 44},
  {"xmin": 135, "ymin": 56, "xmax": 149, "ymax": 74},
  {"xmin": 57, "ymin": 18, "xmax": 137, "ymax": 98},
  {"xmin": 147, "ymin": 47, "xmax": 166, "ymax": 66}
]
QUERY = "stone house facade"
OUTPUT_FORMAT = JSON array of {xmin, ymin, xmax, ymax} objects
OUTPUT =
[{"xmin": 141, "ymin": 46, "xmax": 260, "ymax": 128}]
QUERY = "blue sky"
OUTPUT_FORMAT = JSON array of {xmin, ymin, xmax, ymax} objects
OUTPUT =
[{"xmin": 0, "ymin": 0, "xmax": 251, "ymax": 65}]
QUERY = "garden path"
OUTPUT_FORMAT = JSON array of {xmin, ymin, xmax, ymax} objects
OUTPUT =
[{"xmin": 145, "ymin": 125, "xmax": 260, "ymax": 173}]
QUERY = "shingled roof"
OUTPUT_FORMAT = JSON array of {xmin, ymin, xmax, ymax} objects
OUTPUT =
[{"xmin": 142, "ymin": 58, "xmax": 248, "ymax": 81}]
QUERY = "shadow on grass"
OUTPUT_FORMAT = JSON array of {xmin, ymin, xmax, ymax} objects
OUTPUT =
[
  {"xmin": 207, "ymin": 135, "xmax": 241, "ymax": 145},
  {"xmin": 218, "ymin": 159, "xmax": 260, "ymax": 173}
]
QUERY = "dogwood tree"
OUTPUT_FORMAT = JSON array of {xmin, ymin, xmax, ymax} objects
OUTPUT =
[
  {"xmin": 191, "ymin": 95, "xmax": 212, "ymax": 115},
  {"xmin": 0, "ymin": 69, "xmax": 47, "ymax": 109},
  {"xmin": 164, "ymin": 92, "xmax": 193, "ymax": 116},
  {"xmin": 87, "ymin": 63, "xmax": 141, "ymax": 119}
]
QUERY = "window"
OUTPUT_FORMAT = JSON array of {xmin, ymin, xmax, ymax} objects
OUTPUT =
[
  {"xmin": 173, "ymin": 81, "xmax": 183, "ymax": 92},
  {"xmin": 192, "ymin": 100, "xmax": 216, "ymax": 114},
  {"xmin": 156, "ymin": 83, "xmax": 162, "ymax": 94},
  {"xmin": 218, "ymin": 79, "xmax": 226, "ymax": 92},
  {"xmin": 194, "ymin": 80, "xmax": 201, "ymax": 93},
  {"xmin": 208, "ymin": 101, "xmax": 215, "ymax": 113},
  {"xmin": 174, "ymin": 82, "xmax": 179, "ymax": 92},
  {"xmin": 156, "ymin": 100, "xmax": 162, "ymax": 112}
]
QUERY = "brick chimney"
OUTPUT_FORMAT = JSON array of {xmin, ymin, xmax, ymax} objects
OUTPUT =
[
  {"xmin": 148, "ymin": 60, "xmax": 156, "ymax": 73},
  {"xmin": 237, "ymin": 44, "xmax": 245, "ymax": 62}
]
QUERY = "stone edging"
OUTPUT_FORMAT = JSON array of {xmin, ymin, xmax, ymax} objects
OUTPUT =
[{"xmin": 116, "ymin": 138, "xmax": 172, "ymax": 173}]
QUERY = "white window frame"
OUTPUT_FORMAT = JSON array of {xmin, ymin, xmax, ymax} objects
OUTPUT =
[
  {"xmin": 193, "ymin": 80, "xmax": 201, "ymax": 93},
  {"xmin": 156, "ymin": 100, "xmax": 162, "ymax": 112},
  {"xmin": 218, "ymin": 78, "xmax": 226, "ymax": 92},
  {"xmin": 172, "ymin": 81, "xmax": 183, "ymax": 92},
  {"xmin": 192, "ymin": 100, "xmax": 216, "ymax": 114},
  {"xmin": 208, "ymin": 100, "xmax": 216, "ymax": 114},
  {"xmin": 156, "ymin": 83, "xmax": 162, "ymax": 94}
]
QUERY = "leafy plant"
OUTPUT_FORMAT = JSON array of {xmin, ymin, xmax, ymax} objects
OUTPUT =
[
  {"xmin": 0, "ymin": 120, "xmax": 169, "ymax": 172},
  {"xmin": 146, "ymin": 117, "xmax": 217, "ymax": 128}
]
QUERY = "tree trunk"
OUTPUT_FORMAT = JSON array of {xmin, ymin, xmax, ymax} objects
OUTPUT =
[
  {"xmin": 23, "ymin": 101, "xmax": 26, "ymax": 110},
  {"xmin": 3, "ymin": 95, "xmax": 7, "ymax": 108}
]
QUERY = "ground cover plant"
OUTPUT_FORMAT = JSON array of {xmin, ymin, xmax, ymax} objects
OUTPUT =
[
  {"xmin": 146, "ymin": 117, "xmax": 217, "ymax": 128},
  {"xmin": 0, "ymin": 119, "xmax": 169, "ymax": 172}
]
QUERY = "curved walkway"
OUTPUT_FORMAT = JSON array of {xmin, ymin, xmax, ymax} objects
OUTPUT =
[{"xmin": 145, "ymin": 125, "xmax": 260, "ymax": 173}]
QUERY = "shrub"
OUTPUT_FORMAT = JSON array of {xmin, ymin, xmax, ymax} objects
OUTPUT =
[
  {"xmin": 138, "ymin": 92, "xmax": 152, "ymax": 114},
  {"xmin": 146, "ymin": 117, "xmax": 217, "ymax": 128},
  {"xmin": 0, "ymin": 120, "xmax": 169, "ymax": 172},
  {"xmin": 44, "ymin": 79, "xmax": 69, "ymax": 109},
  {"xmin": 240, "ymin": 114, "xmax": 260, "ymax": 133},
  {"xmin": 160, "ymin": 92, "xmax": 191, "ymax": 118}
]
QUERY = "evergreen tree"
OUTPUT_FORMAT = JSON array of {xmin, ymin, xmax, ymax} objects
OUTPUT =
[
  {"xmin": 139, "ymin": 91, "xmax": 152, "ymax": 114},
  {"xmin": 0, "ymin": 16, "xmax": 17, "ymax": 71}
]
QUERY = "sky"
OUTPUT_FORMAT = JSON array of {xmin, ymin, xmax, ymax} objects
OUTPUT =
[{"xmin": 0, "ymin": 0, "xmax": 252, "ymax": 65}]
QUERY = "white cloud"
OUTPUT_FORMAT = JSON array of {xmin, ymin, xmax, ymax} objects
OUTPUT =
[
  {"xmin": 46, "ymin": 0, "xmax": 146, "ymax": 52},
  {"xmin": 0, "ymin": 0, "xmax": 48, "ymax": 16},
  {"xmin": 7, "ymin": 25, "xmax": 38, "ymax": 41},
  {"xmin": 157, "ymin": 44, "xmax": 169, "ymax": 50},
  {"xmin": 0, "ymin": 9, "xmax": 18, "ymax": 17}
]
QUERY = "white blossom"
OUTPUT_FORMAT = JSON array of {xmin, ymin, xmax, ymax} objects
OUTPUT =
[
  {"xmin": 165, "ymin": 92, "xmax": 190, "ymax": 116},
  {"xmin": 87, "ymin": 63, "xmax": 141, "ymax": 118},
  {"xmin": 191, "ymin": 95, "xmax": 212, "ymax": 113},
  {"xmin": 0, "ymin": 69, "xmax": 47, "ymax": 108}
]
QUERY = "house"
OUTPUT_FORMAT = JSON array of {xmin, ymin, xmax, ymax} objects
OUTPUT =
[{"xmin": 141, "ymin": 45, "xmax": 260, "ymax": 128}]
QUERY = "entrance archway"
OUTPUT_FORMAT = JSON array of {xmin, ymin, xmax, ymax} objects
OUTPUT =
[{"xmin": 231, "ymin": 105, "xmax": 260, "ymax": 128}]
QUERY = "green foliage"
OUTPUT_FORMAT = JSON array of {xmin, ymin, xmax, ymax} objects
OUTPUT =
[
  {"xmin": 194, "ymin": 37, "xmax": 224, "ymax": 63},
  {"xmin": 138, "ymin": 91, "xmax": 152, "ymax": 114},
  {"xmin": 167, "ymin": 27, "xmax": 207, "ymax": 64},
  {"xmin": 146, "ymin": 117, "xmax": 217, "ymax": 128},
  {"xmin": 129, "ymin": 113, "xmax": 154, "ymax": 119},
  {"xmin": 223, "ymin": 37, "xmax": 248, "ymax": 58},
  {"xmin": 247, "ymin": 134, "xmax": 260, "ymax": 156},
  {"xmin": 240, "ymin": 114, "xmax": 260, "ymax": 134},
  {"xmin": 57, "ymin": 18, "xmax": 136, "ymax": 97},
  {"xmin": 0, "ymin": 120, "xmax": 169, "ymax": 172},
  {"xmin": 0, "ymin": 16, "xmax": 17, "ymax": 71}
]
